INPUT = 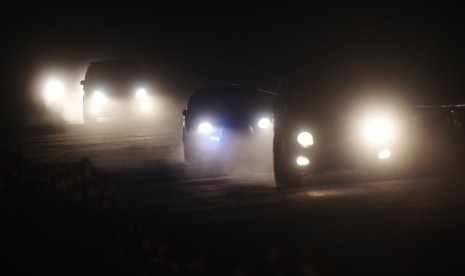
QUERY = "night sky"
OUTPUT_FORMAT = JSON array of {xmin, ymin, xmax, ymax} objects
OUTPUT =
[{"xmin": 1, "ymin": 2, "xmax": 465, "ymax": 129}]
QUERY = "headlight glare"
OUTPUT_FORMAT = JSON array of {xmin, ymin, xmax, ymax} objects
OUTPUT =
[
  {"xmin": 141, "ymin": 102, "xmax": 151, "ymax": 112},
  {"xmin": 296, "ymin": 156, "xmax": 310, "ymax": 166},
  {"xmin": 297, "ymin": 131, "xmax": 314, "ymax": 147},
  {"xmin": 91, "ymin": 106, "xmax": 101, "ymax": 115},
  {"xmin": 362, "ymin": 116, "xmax": 394, "ymax": 144},
  {"xmin": 92, "ymin": 91, "xmax": 106, "ymax": 104},
  {"xmin": 257, "ymin": 117, "xmax": 272, "ymax": 129},
  {"xmin": 44, "ymin": 79, "xmax": 65, "ymax": 103},
  {"xmin": 378, "ymin": 148, "xmax": 392, "ymax": 160},
  {"xmin": 198, "ymin": 122, "xmax": 213, "ymax": 134},
  {"xmin": 135, "ymin": 88, "xmax": 148, "ymax": 99}
]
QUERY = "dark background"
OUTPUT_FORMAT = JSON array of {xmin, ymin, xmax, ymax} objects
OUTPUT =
[
  {"xmin": 1, "ymin": 3, "xmax": 465, "ymax": 275},
  {"xmin": 1, "ymin": 1, "xmax": 465, "ymax": 132}
]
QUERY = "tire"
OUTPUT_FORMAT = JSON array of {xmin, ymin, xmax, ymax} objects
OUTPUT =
[{"xmin": 273, "ymin": 134, "xmax": 301, "ymax": 187}]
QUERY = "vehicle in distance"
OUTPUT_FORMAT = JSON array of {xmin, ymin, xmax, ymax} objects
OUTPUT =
[
  {"xmin": 182, "ymin": 84, "xmax": 275, "ymax": 164},
  {"xmin": 80, "ymin": 60, "xmax": 155, "ymax": 124},
  {"xmin": 273, "ymin": 73, "xmax": 465, "ymax": 187}
]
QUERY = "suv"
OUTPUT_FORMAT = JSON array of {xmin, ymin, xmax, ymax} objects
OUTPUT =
[
  {"xmin": 80, "ymin": 60, "xmax": 154, "ymax": 123},
  {"xmin": 273, "ymin": 74, "xmax": 465, "ymax": 187},
  {"xmin": 182, "ymin": 84, "xmax": 275, "ymax": 164}
]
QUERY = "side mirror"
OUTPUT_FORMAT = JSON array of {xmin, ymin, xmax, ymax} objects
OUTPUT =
[
  {"xmin": 182, "ymin": 109, "xmax": 188, "ymax": 116},
  {"xmin": 80, "ymin": 80, "xmax": 85, "ymax": 85}
]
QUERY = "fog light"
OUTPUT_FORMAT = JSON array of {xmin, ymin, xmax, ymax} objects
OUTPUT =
[
  {"xmin": 296, "ymin": 156, "xmax": 310, "ymax": 166},
  {"xmin": 378, "ymin": 148, "xmax": 391, "ymax": 160}
]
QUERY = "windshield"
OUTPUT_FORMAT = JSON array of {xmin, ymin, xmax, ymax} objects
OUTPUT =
[
  {"xmin": 85, "ymin": 61, "xmax": 144, "ymax": 84},
  {"xmin": 188, "ymin": 86, "xmax": 274, "ymax": 115}
]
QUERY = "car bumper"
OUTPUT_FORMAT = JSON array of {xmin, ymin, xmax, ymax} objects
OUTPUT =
[
  {"xmin": 85, "ymin": 99, "xmax": 154, "ymax": 119},
  {"xmin": 186, "ymin": 129, "xmax": 272, "ymax": 160},
  {"xmin": 291, "ymin": 129, "xmax": 465, "ymax": 175}
]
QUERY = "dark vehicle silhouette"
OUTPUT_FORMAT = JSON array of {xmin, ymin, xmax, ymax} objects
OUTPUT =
[
  {"xmin": 80, "ymin": 60, "xmax": 154, "ymax": 124},
  {"xmin": 182, "ymin": 85, "xmax": 275, "ymax": 164},
  {"xmin": 273, "ymin": 72, "xmax": 465, "ymax": 187}
]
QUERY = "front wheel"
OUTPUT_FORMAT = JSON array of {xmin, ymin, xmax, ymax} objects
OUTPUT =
[{"xmin": 273, "ymin": 134, "xmax": 301, "ymax": 187}]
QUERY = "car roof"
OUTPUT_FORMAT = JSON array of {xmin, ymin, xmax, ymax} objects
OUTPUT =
[
  {"xmin": 84, "ymin": 59, "xmax": 144, "ymax": 81},
  {"xmin": 89, "ymin": 59, "xmax": 139, "ymax": 68},
  {"xmin": 190, "ymin": 84, "xmax": 272, "ymax": 99},
  {"xmin": 190, "ymin": 85, "xmax": 274, "ymax": 99},
  {"xmin": 187, "ymin": 85, "xmax": 275, "ymax": 111}
]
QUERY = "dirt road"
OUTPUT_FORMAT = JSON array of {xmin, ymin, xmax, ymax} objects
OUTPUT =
[{"xmin": 4, "ymin": 122, "xmax": 465, "ymax": 275}]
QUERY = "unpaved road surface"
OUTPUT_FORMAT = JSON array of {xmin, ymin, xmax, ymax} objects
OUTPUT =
[{"xmin": 5, "ymin": 121, "xmax": 465, "ymax": 275}]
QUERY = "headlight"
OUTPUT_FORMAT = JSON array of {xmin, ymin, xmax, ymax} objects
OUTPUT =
[
  {"xmin": 297, "ymin": 131, "xmax": 314, "ymax": 147},
  {"xmin": 92, "ymin": 91, "xmax": 106, "ymax": 104},
  {"xmin": 296, "ymin": 156, "xmax": 310, "ymax": 166},
  {"xmin": 44, "ymin": 79, "xmax": 65, "ymax": 104},
  {"xmin": 257, "ymin": 117, "xmax": 272, "ymax": 129},
  {"xmin": 198, "ymin": 122, "xmax": 213, "ymax": 134},
  {"xmin": 135, "ymin": 88, "xmax": 148, "ymax": 99},
  {"xmin": 362, "ymin": 116, "xmax": 394, "ymax": 144},
  {"xmin": 378, "ymin": 148, "xmax": 392, "ymax": 160}
]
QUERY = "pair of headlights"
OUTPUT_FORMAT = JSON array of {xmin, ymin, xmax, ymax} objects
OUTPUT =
[
  {"xmin": 91, "ymin": 88, "xmax": 148, "ymax": 103},
  {"xmin": 296, "ymin": 115, "xmax": 396, "ymax": 148},
  {"xmin": 295, "ymin": 115, "xmax": 395, "ymax": 166},
  {"xmin": 89, "ymin": 88, "xmax": 151, "ymax": 115},
  {"xmin": 198, "ymin": 117, "xmax": 273, "ymax": 134}
]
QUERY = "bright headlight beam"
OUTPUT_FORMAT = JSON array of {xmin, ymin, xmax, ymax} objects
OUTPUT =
[
  {"xmin": 297, "ymin": 131, "xmax": 314, "ymax": 147},
  {"xmin": 198, "ymin": 122, "xmax": 213, "ymax": 134},
  {"xmin": 378, "ymin": 148, "xmax": 392, "ymax": 160},
  {"xmin": 92, "ymin": 91, "xmax": 106, "ymax": 104},
  {"xmin": 363, "ymin": 116, "xmax": 394, "ymax": 144},
  {"xmin": 258, "ymin": 117, "xmax": 272, "ymax": 129},
  {"xmin": 296, "ymin": 156, "xmax": 310, "ymax": 166},
  {"xmin": 135, "ymin": 88, "xmax": 148, "ymax": 99},
  {"xmin": 44, "ymin": 79, "xmax": 64, "ymax": 103}
]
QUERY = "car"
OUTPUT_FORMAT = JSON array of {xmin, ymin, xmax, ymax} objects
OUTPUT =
[
  {"xmin": 182, "ymin": 84, "xmax": 275, "ymax": 164},
  {"xmin": 273, "ymin": 72, "xmax": 465, "ymax": 187},
  {"xmin": 80, "ymin": 60, "xmax": 155, "ymax": 124}
]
